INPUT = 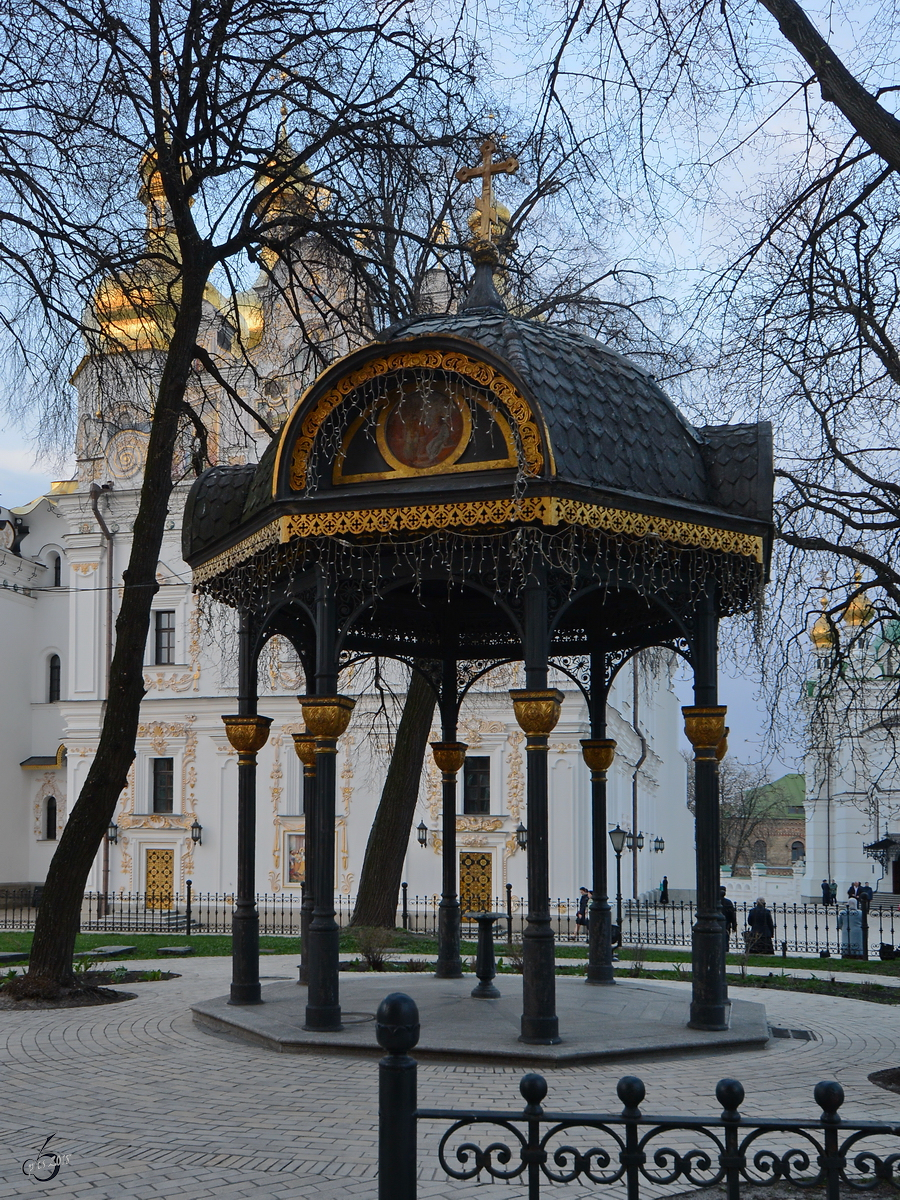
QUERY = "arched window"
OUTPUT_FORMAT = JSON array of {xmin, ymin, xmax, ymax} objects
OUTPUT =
[
  {"xmin": 45, "ymin": 796, "xmax": 57, "ymax": 840},
  {"xmin": 49, "ymin": 553, "xmax": 61, "ymax": 587},
  {"xmin": 791, "ymin": 840, "xmax": 805, "ymax": 862},
  {"xmin": 48, "ymin": 654, "xmax": 61, "ymax": 703},
  {"xmin": 752, "ymin": 839, "xmax": 767, "ymax": 864}
]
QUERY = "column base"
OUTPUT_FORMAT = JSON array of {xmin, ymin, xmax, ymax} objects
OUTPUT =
[
  {"xmin": 688, "ymin": 998, "xmax": 731, "ymax": 1031},
  {"xmin": 519, "ymin": 1017, "xmax": 561, "ymax": 1045},
  {"xmin": 585, "ymin": 965, "xmax": 615, "ymax": 985},
  {"xmin": 229, "ymin": 984, "xmax": 262, "ymax": 1005},
  {"xmin": 434, "ymin": 962, "xmax": 464, "ymax": 979},
  {"xmin": 303, "ymin": 1006, "xmax": 344, "ymax": 1032}
]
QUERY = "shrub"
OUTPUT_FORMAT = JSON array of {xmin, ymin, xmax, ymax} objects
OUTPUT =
[{"xmin": 355, "ymin": 927, "xmax": 394, "ymax": 971}]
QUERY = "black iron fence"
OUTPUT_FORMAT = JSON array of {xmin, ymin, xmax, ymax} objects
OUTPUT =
[
  {"xmin": 1, "ymin": 888, "xmax": 897, "ymax": 955},
  {"xmin": 377, "ymin": 992, "xmax": 900, "ymax": 1199}
]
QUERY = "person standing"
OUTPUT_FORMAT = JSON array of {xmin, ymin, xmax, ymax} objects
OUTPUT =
[
  {"xmin": 575, "ymin": 886, "xmax": 591, "ymax": 941},
  {"xmin": 848, "ymin": 881, "xmax": 861, "ymax": 899},
  {"xmin": 829, "ymin": 880, "xmax": 838, "ymax": 904},
  {"xmin": 659, "ymin": 875, "xmax": 669, "ymax": 905},
  {"xmin": 720, "ymin": 885, "xmax": 737, "ymax": 949},
  {"xmin": 747, "ymin": 897, "xmax": 775, "ymax": 955},
  {"xmin": 821, "ymin": 879, "xmax": 831, "ymax": 905}
]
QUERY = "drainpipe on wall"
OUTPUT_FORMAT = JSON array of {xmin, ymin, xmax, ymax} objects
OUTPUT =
[
  {"xmin": 632, "ymin": 656, "xmax": 647, "ymax": 898},
  {"xmin": 90, "ymin": 481, "xmax": 114, "ymax": 907}
]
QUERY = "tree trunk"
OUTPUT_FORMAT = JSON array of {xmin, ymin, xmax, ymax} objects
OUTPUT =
[
  {"xmin": 19, "ymin": 275, "xmax": 207, "ymax": 995},
  {"xmin": 350, "ymin": 669, "xmax": 437, "ymax": 928}
]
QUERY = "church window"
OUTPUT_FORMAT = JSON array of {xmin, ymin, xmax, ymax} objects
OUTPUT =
[
  {"xmin": 44, "ymin": 796, "xmax": 57, "ymax": 840},
  {"xmin": 50, "ymin": 553, "xmax": 61, "ymax": 587},
  {"xmin": 48, "ymin": 654, "xmax": 61, "ymax": 702},
  {"xmin": 463, "ymin": 756, "xmax": 491, "ymax": 815},
  {"xmin": 154, "ymin": 611, "xmax": 175, "ymax": 664},
  {"xmin": 791, "ymin": 840, "xmax": 805, "ymax": 862},
  {"xmin": 752, "ymin": 839, "xmax": 767, "ymax": 864},
  {"xmin": 152, "ymin": 758, "xmax": 174, "ymax": 814}
]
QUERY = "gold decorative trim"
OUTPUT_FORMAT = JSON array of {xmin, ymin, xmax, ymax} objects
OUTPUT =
[
  {"xmin": 580, "ymin": 739, "xmax": 617, "ymax": 774},
  {"xmin": 546, "ymin": 498, "xmax": 764, "ymax": 563},
  {"xmin": 456, "ymin": 816, "xmax": 504, "ymax": 832},
  {"xmin": 682, "ymin": 706, "xmax": 728, "ymax": 750},
  {"xmin": 430, "ymin": 741, "xmax": 468, "ymax": 775},
  {"xmin": 191, "ymin": 498, "xmax": 765, "ymax": 584},
  {"xmin": 285, "ymin": 349, "xmax": 545, "ymax": 491},
  {"xmin": 191, "ymin": 522, "xmax": 281, "ymax": 584},
  {"xmin": 299, "ymin": 695, "xmax": 356, "ymax": 739},
  {"xmin": 510, "ymin": 688, "xmax": 564, "ymax": 737},
  {"xmin": 222, "ymin": 714, "xmax": 273, "ymax": 757}
]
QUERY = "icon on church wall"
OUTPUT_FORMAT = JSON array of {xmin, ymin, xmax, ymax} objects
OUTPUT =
[
  {"xmin": 286, "ymin": 833, "xmax": 305, "ymax": 884},
  {"xmin": 383, "ymin": 386, "xmax": 465, "ymax": 470}
]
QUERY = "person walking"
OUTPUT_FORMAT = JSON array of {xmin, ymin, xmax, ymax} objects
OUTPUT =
[
  {"xmin": 838, "ymin": 897, "xmax": 864, "ymax": 957},
  {"xmin": 720, "ymin": 885, "xmax": 737, "ymax": 949},
  {"xmin": 746, "ymin": 897, "xmax": 775, "ymax": 955},
  {"xmin": 659, "ymin": 875, "xmax": 669, "ymax": 905},
  {"xmin": 821, "ymin": 878, "xmax": 831, "ymax": 905}
]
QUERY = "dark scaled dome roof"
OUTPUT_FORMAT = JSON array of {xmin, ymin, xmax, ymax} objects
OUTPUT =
[{"xmin": 183, "ymin": 302, "xmax": 773, "ymax": 567}]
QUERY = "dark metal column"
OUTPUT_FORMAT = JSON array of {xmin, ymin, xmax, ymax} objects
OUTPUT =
[
  {"xmin": 432, "ymin": 661, "xmax": 465, "ymax": 978},
  {"xmin": 292, "ymin": 733, "xmax": 317, "ymax": 985},
  {"xmin": 583, "ymin": 652, "xmax": 616, "ymax": 984},
  {"xmin": 301, "ymin": 572, "xmax": 355, "ymax": 1031},
  {"xmin": 686, "ymin": 583, "xmax": 729, "ymax": 1030},
  {"xmin": 224, "ymin": 611, "xmax": 271, "ymax": 1006},
  {"xmin": 512, "ymin": 570, "xmax": 562, "ymax": 1044}
]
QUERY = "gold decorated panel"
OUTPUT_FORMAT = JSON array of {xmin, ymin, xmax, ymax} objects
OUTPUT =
[
  {"xmin": 283, "ymin": 349, "xmax": 545, "ymax": 492},
  {"xmin": 192, "ymin": 498, "xmax": 764, "ymax": 586},
  {"xmin": 459, "ymin": 850, "xmax": 492, "ymax": 914},
  {"xmin": 145, "ymin": 848, "xmax": 174, "ymax": 909}
]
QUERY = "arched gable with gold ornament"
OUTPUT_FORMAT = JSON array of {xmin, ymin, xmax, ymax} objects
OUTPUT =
[{"xmin": 272, "ymin": 336, "xmax": 553, "ymax": 500}]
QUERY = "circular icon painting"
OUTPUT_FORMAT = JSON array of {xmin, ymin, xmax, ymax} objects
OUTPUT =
[{"xmin": 384, "ymin": 387, "xmax": 465, "ymax": 470}]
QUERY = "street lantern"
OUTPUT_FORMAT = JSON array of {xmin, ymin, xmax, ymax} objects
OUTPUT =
[
  {"xmin": 653, "ymin": 836, "xmax": 664, "ymax": 853},
  {"xmin": 608, "ymin": 825, "xmax": 627, "ymax": 932},
  {"xmin": 608, "ymin": 825, "xmax": 627, "ymax": 855},
  {"xmin": 416, "ymin": 820, "xmax": 428, "ymax": 848},
  {"xmin": 107, "ymin": 820, "xmax": 118, "ymax": 845},
  {"xmin": 190, "ymin": 819, "xmax": 203, "ymax": 846},
  {"xmin": 625, "ymin": 830, "xmax": 634, "ymax": 851},
  {"xmin": 516, "ymin": 822, "xmax": 528, "ymax": 850},
  {"xmin": 636, "ymin": 831, "xmax": 645, "ymax": 851}
]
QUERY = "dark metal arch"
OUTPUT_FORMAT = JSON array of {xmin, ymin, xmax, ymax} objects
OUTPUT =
[
  {"xmin": 333, "ymin": 571, "xmax": 525, "ymax": 657},
  {"xmin": 549, "ymin": 578, "xmax": 693, "ymax": 646}
]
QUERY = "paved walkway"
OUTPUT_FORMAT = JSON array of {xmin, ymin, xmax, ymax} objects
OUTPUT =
[{"xmin": 1, "ymin": 955, "xmax": 899, "ymax": 1198}]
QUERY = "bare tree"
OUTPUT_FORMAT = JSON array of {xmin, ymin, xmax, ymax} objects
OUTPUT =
[{"xmin": 0, "ymin": 0, "xmax": 483, "ymax": 997}]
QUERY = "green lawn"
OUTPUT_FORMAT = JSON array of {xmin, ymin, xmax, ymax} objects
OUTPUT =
[{"xmin": 1, "ymin": 928, "xmax": 897, "ymax": 977}]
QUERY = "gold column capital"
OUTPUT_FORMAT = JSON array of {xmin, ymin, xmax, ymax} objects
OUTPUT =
[
  {"xmin": 580, "ymin": 739, "xmax": 617, "ymax": 774},
  {"xmin": 299, "ymin": 694, "xmax": 356, "ymax": 739},
  {"xmin": 292, "ymin": 732, "xmax": 318, "ymax": 770},
  {"xmin": 222, "ymin": 714, "xmax": 273, "ymax": 760},
  {"xmin": 430, "ymin": 741, "xmax": 468, "ymax": 775},
  {"xmin": 716, "ymin": 727, "xmax": 730, "ymax": 763},
  {"xmin": 682, "ymin": 706, "xmax": 727, "ymax": 751},
  {"xmin": 509, "ymin": 688, "xmax": 564, "ymax": 737}
]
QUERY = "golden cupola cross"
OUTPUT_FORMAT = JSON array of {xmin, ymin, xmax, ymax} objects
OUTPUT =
[{"xmin": 456, "ymin": 136, "xmax": 518, "ymax": 242}]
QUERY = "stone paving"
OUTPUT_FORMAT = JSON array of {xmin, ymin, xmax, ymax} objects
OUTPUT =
[{"xmin": 1, "ymin": 954, "xmax": 899, "ymax": 1198}]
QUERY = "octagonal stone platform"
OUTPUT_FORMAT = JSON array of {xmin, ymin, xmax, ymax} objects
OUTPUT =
[{"xmin": 192, "ymin": 975, "xmax": 769, "ymax": 1065}]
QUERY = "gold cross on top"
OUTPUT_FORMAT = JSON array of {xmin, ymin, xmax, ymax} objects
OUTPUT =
[{"xmin": 456, "ymin": 137, "xmax": 518, "ymax": 242}]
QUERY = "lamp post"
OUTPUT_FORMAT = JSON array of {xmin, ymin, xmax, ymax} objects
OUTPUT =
[{"xmin": 609, "ymin": 825, "xmax": 627, "ymax": 933}]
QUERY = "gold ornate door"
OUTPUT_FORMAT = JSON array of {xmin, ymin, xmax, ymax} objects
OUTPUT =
[
  {"xmin": 145, "ymin": 848, "xmax": 174, "ymax": 909},
  {"xmin": 459, "ymin": 851, "xmax": 492, "ymax": 914}
]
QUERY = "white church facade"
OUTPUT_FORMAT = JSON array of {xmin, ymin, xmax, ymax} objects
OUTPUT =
[{"xmin": 0, "ymin": 165, "xmax": 694, "ymax": 915}]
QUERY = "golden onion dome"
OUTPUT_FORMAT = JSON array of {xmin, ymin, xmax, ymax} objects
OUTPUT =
[
  {"xmin": 810, "ymin": 597, "xmax": 836, "ymax": 649},
  {"xmin": 843, "ymin": 572, "xmax": 875, "ymax": 627}
]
